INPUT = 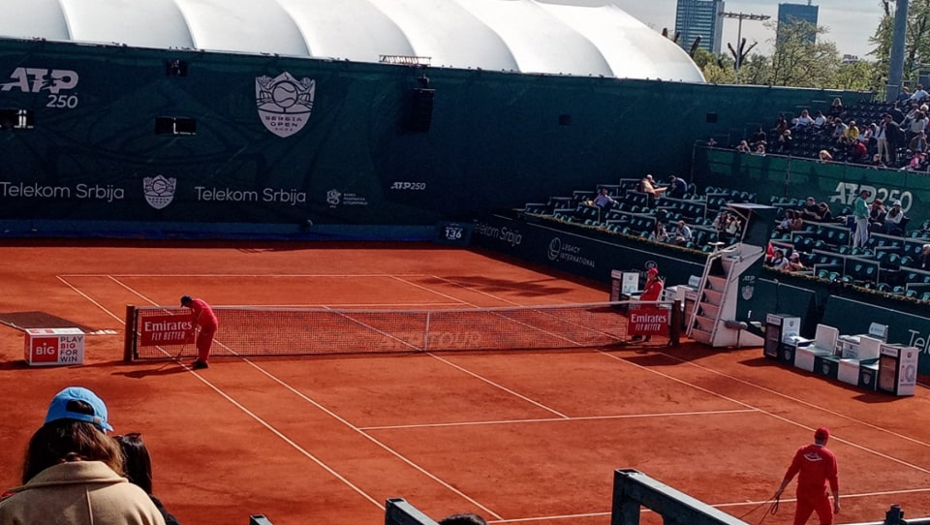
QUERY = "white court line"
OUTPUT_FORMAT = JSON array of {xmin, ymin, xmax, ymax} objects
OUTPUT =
[
  {"xmin": 96, "ymin": 277, "xmax": 387, "ymax": 512},
  {"xmin": 658, "ymin": 351, "xmax": 930, "ymax": 451},
  {"xmin": 486, "ymin": 487, "xmax": 930, "ymax": 523},
  {"xmin": 426, "ymin": 353, "xmax": 569, "ymax": 419},
  {"xmin": 108, "ymin": 275, "xmax": 161, "ymax": 305},
  {"xmin": 58, "ymin": 273, "xmax": 428, "ymax": 278},
  {"xmin": 359, "ymin": 409, "xmax": 758, "ymax": 431},
  {"xmin": 55, "ymin": 276, "xmax": 125, "ymax": 324},
  {"xmin": 390, "ymin": 275, "xmax": 478, "ymax": 307},
  {"xmin": 240, "ymin": 358, "xmax": 504, "ymax": 520},
  {"xmin": 115, "ymin": 278, "xmax": 501, "ymax": 519},
  {"xmin": 430, "ymin": 275, "xmax": 524, "ymax": 306},
  {"xmin": 599, "ymin": 351, "xmax": 930, "ymax": 476}
]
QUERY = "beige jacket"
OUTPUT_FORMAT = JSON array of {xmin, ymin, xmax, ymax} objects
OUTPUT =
[{"xmin": 0, "ymin": 461, "xmax": 166, "ymax": 525}]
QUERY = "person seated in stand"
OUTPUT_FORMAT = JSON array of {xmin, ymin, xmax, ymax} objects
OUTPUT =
[
  {"xmin": 911, "ymin": 84, "xmax": 929, "ymax": 104},
  {"xmin": 672, "ymin": 220, "xmax": 692, "ymax": 245},
  {"xmin": 713, "ymin": 210, "xmax": 731, "ymax": 233},
  {"xmin": 828, "ymin": 97, "xmax": 845, "ymax": 118},
  {"xmin": 736, "ymin": 140, "xmax": 752, "ymax": 153},
  {"xmin": 769, "ymin": 249, "xmax": 786, "ymax": 269},
  {"xmin": 667, "ymin": 175, "xmax": 688, "ymax": 199},
  {"xmin": 750, "ymin": 127, "xmax": 767, "ymax": 148},
  {"xmin": 776, "ymin": 210, "xmax": 794, "ymax": 233},
  {"xmin": 772, "ymin": 113, "xmax": 789, "ymax": 136},
  {"xmin": 832, "ymin": 118, "xmax": 848, "ymax": 144},
  {"xmin": 799, "ymin": 197, "xmax": 821, "ymax": 221},
  {"xmin": 812, "ymin": 110, "xmax": 828, "ymax": 130},
  {"xmin": 752, "ymin": 142, "xmax": 767, "ymax": 156},
  {"xmin": 850, "ymin": 139, "xmax": 869, "ymax": 162},
  {"xmin": 910, "ymin": 130, "xmax": 929, "ymax": 154},
  {"xmin": 868, "ymin": 198, "xmax": 887, "ymax": 232},
  {"xmin": 782, "ymin": 252, "xmax": 806, "ymax": 272},
  {"xmin": 918, "ymin": 244, "xmax": 930, "ymax": 270},
  {"xmin": 903, "ymin": 151, "xmax": 928, "ymax": 171},
  {"xmin": 818, "ymin": 149, "xmax": 833, "ymax": 163},
  {"xmin": 592, "ymin": 188, "xmax": 616, "ymax": 210},
  {"xmin": 883, "ymin": 200, "xmax": 906, "ymax": 235},
  {"xmin": 0, "ymin": 387, "xmax": 166, "ymax": 525},
  {"xmin": 648, "ymin": 221, "xmax": 668, "ymax": 243},
  {"xmin": 115, "ymin": 433, "xmax": 181, "ymax": 525},
  {"xmin": 792, "ymin": 109, "xmax": 814, "ymax": 131},
  {"xmin": 817, "ymin": 202, "xmax": 833, "ymax": 223},
  {"xmin": 843, "ymin": 120, "xmax": 860, "ymax": 146},
  {"xmin": 639, "ymin": 174, "xmax": 667, "ymax": 206},
  {"xmin": 776, "ymin": 129, "xmax": 793, "ymax": 153}
]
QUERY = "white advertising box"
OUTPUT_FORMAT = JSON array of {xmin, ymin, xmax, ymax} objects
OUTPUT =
[{"xmin": 24, "ymin": 328, "xmax": 85, "ymax": 366}]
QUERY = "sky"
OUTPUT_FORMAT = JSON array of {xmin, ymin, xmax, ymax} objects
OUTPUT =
[{"xmin": 612, "ymin": 0, "xmax": 885, "ymax": 59}]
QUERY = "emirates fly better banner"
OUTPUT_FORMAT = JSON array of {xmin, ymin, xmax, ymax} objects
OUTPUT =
[
  {"xmin": 139, "ymin": 314, "xmax": 195, "ymax": 346},
  {"xmin": 629, "ymin": 307, "xmax": 670, "ymax": 336}
]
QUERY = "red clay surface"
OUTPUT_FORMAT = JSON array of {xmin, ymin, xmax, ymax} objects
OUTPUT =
[{"xmin": 1, "ymin": 241, "xmax": 929, "ymax": 525}]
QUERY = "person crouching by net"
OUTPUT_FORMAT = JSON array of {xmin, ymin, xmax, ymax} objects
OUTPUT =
[
  {"xmin": 0, "ymin": 387, "xmax": 165, "ymax": 525},
  {"xmin": 116, "ymin": 433, "xmax": 180, "ymax": 525},
  {"xmin": 180, "ymin": 295, "xmax": 218, "ymax": 370}
]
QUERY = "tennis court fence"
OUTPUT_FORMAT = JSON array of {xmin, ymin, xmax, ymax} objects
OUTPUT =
[{"xmin": 123, "ymin": 301, "xmax": 681, "ymax": 361}]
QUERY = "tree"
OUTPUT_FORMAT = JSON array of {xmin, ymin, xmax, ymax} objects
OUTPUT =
[
  {"xmin": 871, "ymin": 0, "xmax": 930, "ymax": 87},
  {"xmin": 768, "ymin": 19, "xmax": 841, "ymax": 87}
]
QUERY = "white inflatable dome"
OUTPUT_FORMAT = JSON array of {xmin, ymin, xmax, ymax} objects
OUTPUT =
[{"xmin": 0, "ymin": 0, "xmax": 705, "ymax": 82}]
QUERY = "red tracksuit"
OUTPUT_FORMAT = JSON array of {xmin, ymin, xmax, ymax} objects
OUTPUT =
[
  {"xmin": 783, "ymin": 444, "xmax": 839, "ymax": 525},
  {"xmin": 189, "ymin": 298, "xmax": 218, "ymax": 363}
]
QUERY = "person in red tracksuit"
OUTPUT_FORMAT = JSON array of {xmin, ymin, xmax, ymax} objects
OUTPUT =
[
  {"xmin": 775, "ymin": 427, "xmax": 841, "ymax": 525},
  {"xmin": 180, "ymin": 295, "xmax": 218, "ymax": 370}
]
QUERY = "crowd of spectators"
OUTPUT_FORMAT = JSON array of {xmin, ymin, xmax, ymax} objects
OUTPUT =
[{"xmin": 735, "ymin": 90, "xmax": 930, "ymax": 171}]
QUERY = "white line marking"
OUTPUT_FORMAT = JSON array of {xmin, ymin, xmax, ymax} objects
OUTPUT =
[
  {"xmin": 430, "ymin": 275, "xmax": 524, "ymax": 306},
  {"xmin": 107, "ymin": 276, "xmax": 161, "ymax": 306},
  {"xmin": 390, "ymin": 275, "xmax": 478, "ymax": 307},
  {"xmin": 241, "ymin": 360, "xmax": 504, "ymax": 520},
  {"xmin": 485, "ymin": 487, "xmax": 930, "ymax": 523},
  {"xmin": 58, "ymin": 273, "xmax": 429, "ymax": 278},
  {"xmin": 427, "ymin": 352, "xmax": 569, "ymax": 419},
  {"xmin": 659, "ymin": 351, "xmax": 930, "ymax": 450},
  {"xmin": 114, "ymin": 284, "xmax": 387, "ymax": 511},
  {"xmin": 600, "ymin": 351, "xmax": 930, "ymax": 476},
  {"xmin": 359, "ymin": 409, "xmax": 758, "ymax": 430},
  {"xmin": 55, "ymin": 276, "xmax": 124, "ymax": 324}
]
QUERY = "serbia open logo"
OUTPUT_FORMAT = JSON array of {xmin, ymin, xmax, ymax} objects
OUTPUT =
[
  {"xmin": 256, "ymin": 72, "xmax": 315, "ymax": 138},
  {"xmin": 143, "ymin": 175, "xmax": 177, "ymax": 210}
]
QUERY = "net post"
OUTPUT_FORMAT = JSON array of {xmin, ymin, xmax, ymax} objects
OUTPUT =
[
  {"xmin": 669, "ymin": 300, "xmax": 682, "ymax": 347},
  {"xmin": 424, "ymin": 311, "xmax": 431, "ymax": 351},
  {"xmin": 123, "ymin": 305, "xmax": 137, "ymax": 362}
]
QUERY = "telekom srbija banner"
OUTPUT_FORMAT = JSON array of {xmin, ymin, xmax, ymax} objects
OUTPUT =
[{"xmin": 139, "ymin": 314, "xmax": 196, "ymax": 346}]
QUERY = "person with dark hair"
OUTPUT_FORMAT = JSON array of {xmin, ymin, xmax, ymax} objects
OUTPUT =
[
  {"xmin": 116, "ymin": 434, "xmax": 181, "ymax": 525},
  {"xmin": 774, "ymin": 427, "xmax": 840, "ymax": 525},
  {"xmin": 439, "ymin": 512, "xmax": 488, "ymax": 525},
  {"xmin": 667, "ymin": 176, "xmax": 687, "ymax": 199},
  {"xmin": 0, "ymin": 387, "xmax": 165, "ymax": 525},
  {"xmin": 180, "ymin": 295, "xmax": 218, "ymax": 370}
]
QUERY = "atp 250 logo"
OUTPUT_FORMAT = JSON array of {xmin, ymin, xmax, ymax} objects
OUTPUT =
[{"xmin": 1, "ymin": 67, "xmax": 80, "ymax": 109}]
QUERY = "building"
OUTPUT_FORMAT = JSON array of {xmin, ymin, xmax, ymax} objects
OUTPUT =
[
  {"xmin": 777, "ymin": 2, "xmax": 819, "ymax": 44},
  {"xmin": 675, "ymin": 0, "xmax": 725, "ymax": 54}
]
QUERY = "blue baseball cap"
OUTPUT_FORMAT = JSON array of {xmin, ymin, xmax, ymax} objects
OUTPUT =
[{"xmin": 45, "ymin": 387, "xmax": 113, "ymax": 432}]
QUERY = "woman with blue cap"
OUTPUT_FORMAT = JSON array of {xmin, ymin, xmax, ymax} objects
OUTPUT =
[{"xmin": 0, "ymin": 387, "xmax": 165, "ymax": 525}]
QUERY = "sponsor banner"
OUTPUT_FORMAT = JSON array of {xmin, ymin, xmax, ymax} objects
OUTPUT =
[
  {"xmin": 434, "ymin": 221, "xmax": 473, "ymax": 246},
  {"xmin": 139, "ymin": 314, "xmax": 195, "ymax": 347},
  {"xmin": 629, "ymin": 306, "xmax": 670, "ymax": 336},
  {"xmin": 23, "ymin": 328, "xmax": 84, "ymax": 366}
]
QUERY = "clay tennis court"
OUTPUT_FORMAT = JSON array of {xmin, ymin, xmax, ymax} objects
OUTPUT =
[{"xmin": 1, "ymin": 241, "xmax": 929, "ymax": 525}]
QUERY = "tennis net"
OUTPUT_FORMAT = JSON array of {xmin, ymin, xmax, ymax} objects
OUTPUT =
[{"xmin": 123, "ymin": 301, "xmax": 678, "ymax": 361}]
